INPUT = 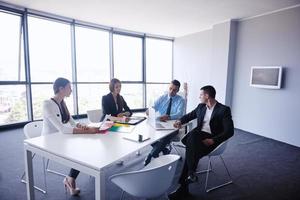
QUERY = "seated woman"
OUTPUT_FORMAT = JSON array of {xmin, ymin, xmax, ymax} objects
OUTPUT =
[
  {"xmin": 42, "ymin": 77, "xmax": 100, "ymax": 196},
  {"xmin": 101, "ymin": 78, "xmax": 132, "ymax": 121}
]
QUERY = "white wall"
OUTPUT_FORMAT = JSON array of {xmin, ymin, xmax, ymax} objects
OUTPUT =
[
  {"xmin": 210, "ymin": 21, "xmax": 237, "ymax": 106},
  {"xmin": 173, "ymin": 30, "xmax": 212, "ymax": 112},
  {"xmin": 232, "ymin": 6, "xmax": 300, "ymax": 147},
  {"xmin": 174, "ymin": 6, "xmax": 300, "ymax": 147},
  {"xmin": 174, "ymin": 21, "xmax": 236, "ymax": 112}
]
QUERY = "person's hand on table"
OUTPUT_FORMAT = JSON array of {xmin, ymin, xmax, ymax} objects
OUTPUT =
[
  {"xmin": 173, "ymin": 120, "xmax": 182, "ymax": 129},
  {"xmin": 77, "ymin": 123, "xmax": 88, "ymax": 130},
  {"xmin": 117, "ymin": 112, "xmax": 130, "ymax": 118},
  {"xmin": 159, "ymin": 115, "xmax": 170, "ymax": 122},
  {"xmin": 86, "ymin": 127, "xmax": 101, "ymax": 134}
]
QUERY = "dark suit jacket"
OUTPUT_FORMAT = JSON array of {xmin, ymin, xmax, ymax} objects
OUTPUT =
[
  {"xmin": 101, "ymin": 93, "xmax": 132, "ymax": 121},
  {"xmin": 180, "ymin": 102, "xmax": 234, "ymax": 144}
]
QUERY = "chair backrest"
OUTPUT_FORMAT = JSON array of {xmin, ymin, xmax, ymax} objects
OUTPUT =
[
  {"xmin": 178, "ymin": 82, "xmax": 188, "ymax": 114},
  {"xmin": 23, "ymin": 121, "xmax": 43, "ymax": 139},
  {"xmin": 208, "ymin": 140, "xmax": 228, "ymax": 157},
  {"xmin": 109, "ymin": 154, "xmax": 180, "ymax": 198},
  {"xmin": 87, "ymin": 109, "xmax": 103, "ymax": 123},
  {"xmin": 177, "ymin": 92, "xmax": 187, "ymax": 115}
]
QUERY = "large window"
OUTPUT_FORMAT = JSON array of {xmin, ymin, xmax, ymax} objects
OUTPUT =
[
  {"xmin": 75, "ymin": 26, "xmax": 110, "ymax": 114},
  {"xmin": 77, "ymin": 84, "xmax": 107, "ymax": 114},
  {"xmin": 0, "ymin": 11, "xmax": 27, "ymax": 125},
  {"xmin": 0, "ymin": 85, "xmax": 27, "ymax": 125},
  {"xmin": 145, "ymin": 38, "xmax": 173, "ymax": 106},
  {"xmin": 28, "ymin": 16, "xmax": 73, "ymax": 119},
  {"xmin": 0, "ymin": 12, "xmax": 25, "ymax": 81},
  {"xmin": 28, "ymin": 16, "xmax": 72, "ymax": 82},
  {"xmin": 146, "ymin": 38, "xmax": 173, "ymax": 82},
  {"xmin": 121, "ymin": 84, "xmax": 144, "ymax": 109},
  {"xmin": 146, "ymin": 84, "xmax": 169, "ymax": 107},
  {"xmin": 75, "ymin": 26, "xmax": 110, "ymax": 82},
  {"xmin": 0, "ymin": 6, "xmax": 173, "ymax": 127},
  {"xmin": 113, "ymin": 34, "xmax": 143, "ymax": 81}
]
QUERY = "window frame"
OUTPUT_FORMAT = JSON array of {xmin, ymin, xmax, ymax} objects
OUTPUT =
[{"xmin": 0, "ymin": 3, "xmax": 174, "ymax": 128}]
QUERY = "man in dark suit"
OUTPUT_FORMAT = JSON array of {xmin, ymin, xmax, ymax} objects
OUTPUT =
[{"xmin": 169, "ymin": 85, "xmax": 234, "ymax": 199}]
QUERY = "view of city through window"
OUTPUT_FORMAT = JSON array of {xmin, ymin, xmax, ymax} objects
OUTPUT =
[{"xmin": 0, "ymin": 9, "xmax": 173, "ymax": 126}]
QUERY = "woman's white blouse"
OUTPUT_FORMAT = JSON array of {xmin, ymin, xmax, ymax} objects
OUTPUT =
[{"xmin": 41, "ymin": 99, "xmax": 77, "ymax": 135}]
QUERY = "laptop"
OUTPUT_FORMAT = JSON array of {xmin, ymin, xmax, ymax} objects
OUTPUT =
[{"xmin": 148, "ymin": 107, "xmax": 176, "ymax": 130}]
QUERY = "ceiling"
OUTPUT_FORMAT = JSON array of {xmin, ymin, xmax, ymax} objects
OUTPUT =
[{"xmin": 3, "ymin": 0, "xmax": 300, "ymax": 37}]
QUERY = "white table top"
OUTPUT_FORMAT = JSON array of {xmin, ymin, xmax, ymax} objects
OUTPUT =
[{"xmin": 24, "ymin": 120, "xmax": 177, "ymax": 171}]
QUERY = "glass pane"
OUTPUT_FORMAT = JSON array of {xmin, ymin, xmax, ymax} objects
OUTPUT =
[
  {"xmin": 0, "ymin": 85, "xmax": 27, "ymax": 125},
  {"xmin": 75, "ymin": 26, "xmax": 110, "ymax": 82},
  {"xmin": 31, "ymin": 84, "xmax": 74, "ymax": 120},
  {"xmin": 0, "ymin": 12, "xmax": 25, "ymax": 81},
  {"xmin": 28, "ymin": 16, "xmax": 72, "ymax": 82},
  {"xmin": 146, "ymin": 38, "xmax": 172, "ymax": 82},
  {"xmin": 121, "ymin": 84, "xmax": 143, "ymax": 109},
  {"xmin": 113, "ymin": 34, "xmax": 142, "ymax": 81},
  {"xmin": 77, "ymin": 84, "xmax": 107, "ymax": 114},
  {"xmin": 146, "ymin": 84, "xmax": 169, "ymax": 107}
]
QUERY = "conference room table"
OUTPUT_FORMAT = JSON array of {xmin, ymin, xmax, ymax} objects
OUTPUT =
[{"xmin": 24, "ymin": 119, "xmax": 178, "ymax": 200}]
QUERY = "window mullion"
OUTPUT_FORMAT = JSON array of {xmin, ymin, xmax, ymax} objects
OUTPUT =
[
  {"xmin": 71, "ymin": 20, "xmax": 79, "ymax": 115},
  {"xmin": 23, "ymin": 9, "xmax": 33, "ymax": 121}
]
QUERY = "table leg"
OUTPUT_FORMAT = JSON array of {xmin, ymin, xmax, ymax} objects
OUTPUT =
[{"xmin": 24, "ymin": 147, "xmax": 35, "ymax": 200}]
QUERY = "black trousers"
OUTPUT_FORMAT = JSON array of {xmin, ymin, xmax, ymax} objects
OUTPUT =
[
  {"xmin": 179, "ymin": 129, "xmax": 219, "ymax": 185},
  {"xmin": 149, "ymin": 130, "xmax": 179, "ymax": 157},
  {"xmin": 69, "ymin": 168, "xmax": 80, "ymax": 179}
]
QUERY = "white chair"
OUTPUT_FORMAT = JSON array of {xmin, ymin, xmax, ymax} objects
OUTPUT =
[
  {"xmin": 21, "ymin": 121, "xmax": 47, "ymax": 194},
  {"xmin": 109, "ymin": 154, "xmax": 180, "ymax": 199},
  {"xmin": 196, "ymin": 140, "xmax": 233, "ymax": 192},
  {"xmin": 87, "ymin": 109, "xmax": 103, "ymax": 123}
]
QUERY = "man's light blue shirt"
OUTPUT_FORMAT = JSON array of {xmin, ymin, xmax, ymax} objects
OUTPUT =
[{"xmin": 153, "ymin": 93, "xmax": 185, "ymax": 120}]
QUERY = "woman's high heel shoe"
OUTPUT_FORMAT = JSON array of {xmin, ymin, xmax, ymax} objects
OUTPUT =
[{"xmin": 63, "ymin": 177, "xmax": 80, "ymax": 196}]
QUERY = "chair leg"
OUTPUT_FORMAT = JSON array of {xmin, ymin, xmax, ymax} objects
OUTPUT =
[
  {"xmin": 196, "ymin": 156, "xmax": 213, "ymax": 174},
  {"xmin": 120, "ymin": 190, "xmax": 125, "ymax": 200},
  {"xmin": 220, "ymin": 155, "xmax": 233, "ymax": 181},
  {"xmin": 205, "ymin": 156, "xmax": 233, "ymax": 193},
  {"xmin": 164, "ymin": 192, "xmax": 170, "ymax": 200},
  {"xmin": 46, "ymin": 159, "xmax": 66, "ymax": 177},
  {"xmin": 171, "ymin": 143, "xmax": 182, "ymax": 158},
  {"xmin": 20, "ymin": 153, "xmax": 47, "ymax": 194},
  {"xmin": 204, "ymin": 157, "xmax": 211, "ymax": 191}
]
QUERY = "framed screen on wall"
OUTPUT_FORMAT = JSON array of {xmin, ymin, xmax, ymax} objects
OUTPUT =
[{"xmin": 250, "ymin": 66, "xmax": 282, "ymax": 89}]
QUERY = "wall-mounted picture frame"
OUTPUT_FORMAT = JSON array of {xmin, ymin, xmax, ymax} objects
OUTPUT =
[{"xmin": 250, "ymin": 66, "xmax": 282, "ymax": 89}]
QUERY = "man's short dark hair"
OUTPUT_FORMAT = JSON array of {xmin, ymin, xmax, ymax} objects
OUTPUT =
[
  {"xmin": 200, "ymin": 85, "xmax": 216, "ymax": 99},
  {"xmin": 171, "ymin": 79, "xmax": 181, "ymax": 89}
]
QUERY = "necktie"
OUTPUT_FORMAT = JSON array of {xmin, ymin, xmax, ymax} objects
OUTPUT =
[{"xmin": 166, "ymin": 98, "xmax": 172, "ymax": 116}]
